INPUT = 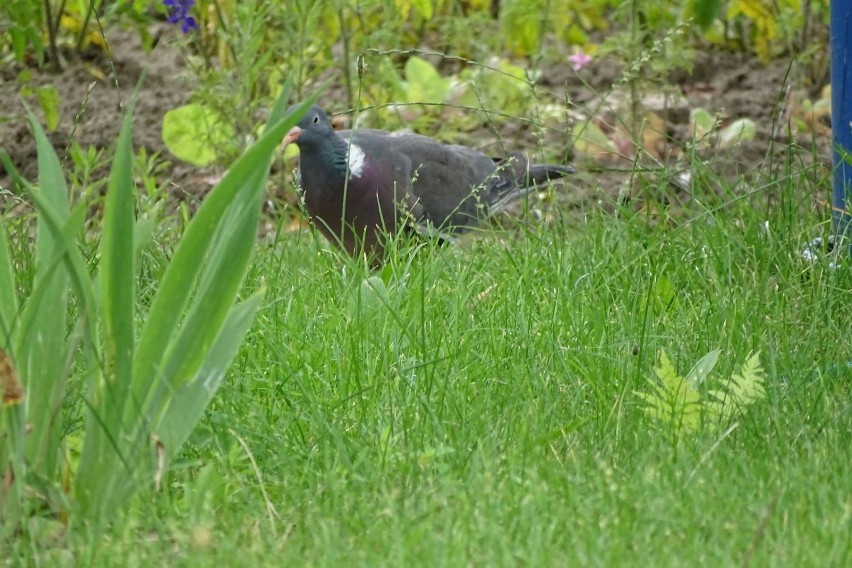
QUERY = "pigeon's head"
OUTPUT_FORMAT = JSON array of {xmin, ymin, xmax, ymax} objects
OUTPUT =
[{"xmin": 283, "ymin": 105, "xmax": 335, "ymax": 149}]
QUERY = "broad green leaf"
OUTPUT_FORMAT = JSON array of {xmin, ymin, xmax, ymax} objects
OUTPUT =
[
  {"xmin": 690, "ymin": 0, "xmax": 721, "ymax": 29},
  {"xmin": 652, "ymin": 275, "xmax": 679, "ymax": 315},
  {"xmin": 10, "ymin": 28, "xmax": 27, "ymax": 62},
  {"xmin": 132, "ymin": 206, "xmax": 160, "ymax": 258},
  {"xmin": 689, "ymin": 108, "xmax": 716, "ymax": 139},
  {"xmin": 2, "ymin": 149, "xmax": 97, "ymax": 348},
  {"xmin": 266, "ymin": 76, "xmax": 294, "ymax": 126},
  {"xmin": 30, "ymin": 108, "xmax": 69, "ymax": 213},
  {"xmin": 685, "ymin": 349, "xmax": 720, "ymax": 386},
  {"xmin": 162, "ymin": 103, "xmax": 235, "ymax": 166},
  {"xmin": 410, "ymin": 0, "xmax": 433, "ymax": 20},
  {"xmin": 719, "ymin": 118, "xmax": 757, "ymax": 148},
  {"xmin": 500, "ymin": 0, "xmax": 541, "ymax": 55},
  {"xmin": 130, "ymin": 96, "xmax": 317, "ymax": 438},
  {"xmin": 573, "ymin": 119, "xmax": 615, "ymax": 158},
  {"xmin": 462, "ymin": 59, "xmax": 531, "ymax": 115},
  {"xmin": 108, "ymin": 98, "xmax": 315, "ymax": 515},
  {"xmin": 405, "ymin": 56, "xmax": 451, "ymax": 104},
  {"xmin": 15, "ymin": 201, "xmax": 87, "ymax": 342}
]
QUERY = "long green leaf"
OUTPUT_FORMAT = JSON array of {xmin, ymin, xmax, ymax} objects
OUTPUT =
[
  {"xmin": 15, "ymin": 111, "xmax": 72, "ymax": 483},
  {"xmin": 79, "ymin": 93, "xmax": 316, "ymax": 518},
  {"xmin": 99, "ymin": 107, "xmax": 137, "ymax": 418},
  {"xmin": 0, "ymin": 223, "xmax": 18, "ymax": 344},
  {"xmin": 0, "ymin": 147, "xmax": 97, "ymax": 343},
  {"xmin": 4, "ymin": 118, "xmax": 102, "ymax": 517},
  {"xmin": 30, "ymin": 110, "xmax": 69, "ymax": 213},
  {"xmin": 147, "ymin": 173, "xmax": 264, "ymax": 422},
  {"xmin": 129, "ymin": 97, "xmax": 315, "ymax": 412},
  {"xmin": 157, "ymin": 292, "xmax": 264, "ymax": 457},
  {"xmin": 132, "ymin": 205, "xmax": 160, "ymax": 258},
  {"xmin": 15, "ymin": 203, "xmax": 86, "ymax": 342},
  {"xmin": 267, "ymin": 76, "xmax": 294, "ymax": 126},
  {"xmin": 74, "ymin": 108, "xmax": 139, "ymax": 516},
  {"xmin": 8, "ymin": 174, "xmax": 97, "ymax": 345},
  {"xmin": 0, "ymin": 214, "xmax": 21, "ymax": 530}
]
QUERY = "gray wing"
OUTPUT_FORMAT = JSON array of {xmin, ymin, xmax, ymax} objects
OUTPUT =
[
  {"xmin": 339, "ymin": 129, "xmax": 571, "ymax": 237},
  {"xmin": 345, "ymin": 130, "xmax": 501, "ymax": 231}
]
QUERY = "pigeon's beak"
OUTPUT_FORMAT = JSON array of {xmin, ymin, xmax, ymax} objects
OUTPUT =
[{"xmin": 282, "ymin": 126, "xmax": 303, "ymax": 147}]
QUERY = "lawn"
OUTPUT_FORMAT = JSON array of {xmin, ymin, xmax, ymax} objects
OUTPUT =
[{"xmin": 15, "ymin": 168, "xmax": 849, "ymax": 565}]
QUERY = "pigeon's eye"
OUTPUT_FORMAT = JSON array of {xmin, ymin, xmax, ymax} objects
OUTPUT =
[{"xmin": 312, "ymin": 115, "xmax": 319, "ymax": 124}]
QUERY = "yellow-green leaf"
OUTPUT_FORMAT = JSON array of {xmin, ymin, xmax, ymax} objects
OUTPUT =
[
  {"xmin": 404, "ymin": 56, "xmax": 451, "ymax": 104},
  {"xmin": 162, "ymin": 104, "xmax": 235, "ymax": 166},
  {"xmin": 410, "ymin": 0, "xmax": 433, "ymax": 20},
  {"xmin": 35, "ymin": 85, "xmax": 60, "ymax": 132},
  {"xmin": 718, "ymin": 118, "xmax": 756, "ymax": 148}
]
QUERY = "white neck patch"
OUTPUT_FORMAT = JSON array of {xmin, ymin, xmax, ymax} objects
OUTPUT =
[{"xmin": 347, "ymin": 144, "xmax": 366, "ymax": 179}]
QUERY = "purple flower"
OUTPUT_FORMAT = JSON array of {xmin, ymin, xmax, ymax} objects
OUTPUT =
[
  {"xmin": 164, "ymin": 0, "xmax": 198, "ymax": 34},
  {"xmin": 568, "ymin": 49, "xmax": 592, "ymax": 72}
]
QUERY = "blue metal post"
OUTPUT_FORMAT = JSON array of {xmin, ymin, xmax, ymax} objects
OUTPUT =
[{"xmin": 832, "ymin": 0, "xmax": 852, "ymax": 241}]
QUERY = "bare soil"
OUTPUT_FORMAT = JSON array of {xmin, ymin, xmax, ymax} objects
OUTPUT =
[{"xmin": 0, "ymin": 24, "xmax": 833, "ymax": 220}]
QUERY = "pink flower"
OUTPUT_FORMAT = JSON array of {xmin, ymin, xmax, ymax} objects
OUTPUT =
[{"xmin": 569, "ymin": 49, "xmax": 592, "ymax": 71}]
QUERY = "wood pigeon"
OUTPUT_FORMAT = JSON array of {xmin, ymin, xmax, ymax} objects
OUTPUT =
[{"xmin": 283, "ymin": 105, "xmax": 574, "ymax": 261}]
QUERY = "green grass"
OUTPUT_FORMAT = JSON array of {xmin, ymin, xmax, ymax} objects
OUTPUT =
[{"xmin": 9, "ymin": 161, "xmax": 852, "ymax": 566}]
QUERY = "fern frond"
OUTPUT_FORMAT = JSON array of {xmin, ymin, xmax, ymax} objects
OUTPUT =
[
  {"xmin": 732, "ymin": 351, "xmax": 766, "ymax": 405},
  {"xmin": 707, "ymin": 351, "xmax": 765, "ymax": 425},
  {"xmin": 636, "ymin": 350, "xmax": 701, "ymax": 434}
]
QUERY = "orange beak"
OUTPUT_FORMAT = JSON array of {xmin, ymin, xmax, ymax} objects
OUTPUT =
[{"xmin": 282, "ymin": 126, "xmax": 303, "ymax": 147}]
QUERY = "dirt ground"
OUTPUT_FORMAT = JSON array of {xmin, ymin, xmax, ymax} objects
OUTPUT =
[{"xmin": 0, "ymin": 23, "xmax": 833, "ymax": 219}]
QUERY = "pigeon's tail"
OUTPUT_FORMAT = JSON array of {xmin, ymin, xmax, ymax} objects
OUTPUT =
[
  {"xmin": 523, "ymin": 163, "xmax": 576, "ymax": 186},
  {"xmin": 485, "ymin": 153, "xmax": 575, "ymax": 213}
]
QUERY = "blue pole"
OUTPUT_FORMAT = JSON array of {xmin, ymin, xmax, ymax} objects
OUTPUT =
[{"xmin": 832, "ymin": 0, "xmax": 852, "ymax": 242}]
